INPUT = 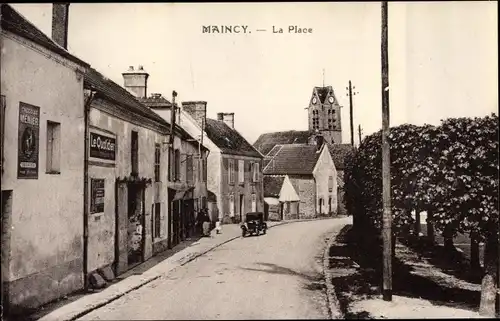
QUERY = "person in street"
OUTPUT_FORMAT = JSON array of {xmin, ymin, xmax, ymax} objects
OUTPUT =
[
  {"xmin": 201, "ymin": 209, "xmax": 211, "ymax": 237},
  {"xmin": 215, "ymin": 219, "xmax": 222, "ymax": 234}
]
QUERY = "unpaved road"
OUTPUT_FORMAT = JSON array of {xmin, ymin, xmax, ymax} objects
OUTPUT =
[{"xmin": 79, "ymin": 218, "xmax": 350, "ymax": 320}]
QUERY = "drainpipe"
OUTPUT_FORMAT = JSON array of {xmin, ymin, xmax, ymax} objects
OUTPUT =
[{"xmin": 83, "ymin": 88, "xmax": 96, "ymax": 290}]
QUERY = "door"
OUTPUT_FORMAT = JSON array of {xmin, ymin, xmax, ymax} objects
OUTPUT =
[
  {"xmin": 239, "ymin": 194, "xmax": 244, "ymax": 222},
  {"xmin": 167, "ymin": 188, "xmax": 175, "ymax": 248},
  {"xmin": 1, "ymin": 190, "xmax": 12, "ymax": 311},
  {"xmin": 172, "ymin": 200, "xmax": 180, "ymax": 247},
  {"xmin": 115, "ymin": 182, "xmax": 128, "ymax": 275},
  {"xmin": 251, "ymin": 194, "xmax": 257, "ymax": 212},
  {"xmin": 127, "ymin": 184, "xmax": 145, "ymax": 266}
]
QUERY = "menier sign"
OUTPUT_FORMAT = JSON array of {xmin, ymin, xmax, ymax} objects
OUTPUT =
[
  {"xmin": 90, "ymin": 131, "xmax": 116, "ymax": 161},
  {"xmin": 17, "ymin": 102, "xmax": 40, "ymax": 179},
  {"xmin": 90, "ymin": 178, "xmax": 105, "ymax": 214}
]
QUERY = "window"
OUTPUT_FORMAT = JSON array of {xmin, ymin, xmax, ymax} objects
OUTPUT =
[
  {"xmin": 174, "ymin": 149, "xmax": 180, "ymax": 181},
  {"xmin": 131, "ymin": 131, "xmax": 138, "ymax": 175},
  {"xmin": 201, "ymin": 196, "xmax": 207, "ymax": 209},
  {"xmin": 186, "ymin": 154, "xmax": 193, "ymax": 185},
  {"xmin": 229, "ymin": 194, "xmax": 235, "ymax": 217},
  {"xmin": 46, "ymin": 121, "xmax": 61, "ymax": 173},
  {"xmin": 202, "ymin": 158, "xmax": 207, "ymax": 182},
  {"xmin": 329, "ymin": 197, "xmax": 332, "ymax": 213},
  {"xmin": 238, "ymin": 160, "xmax": 244, "ymax": 184},
  {"xmin": 154, "ymin": 143, "xmax": 161, "ymax": 182},
  {"xmin": 228, "ymin": 159, "xmax": 235, "ymax": 184},
  {"xmin": 153, "ymin": 202, "xmax": 161, "ymax": 239},
  {"xmin": 252, "ymin": 162, "xmax": 260, "ymax": 182}
]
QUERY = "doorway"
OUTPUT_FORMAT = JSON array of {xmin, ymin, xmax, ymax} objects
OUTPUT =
[
  {"xmin": 1, "ymin": 190, "xmax": 13, "ymax": 312},
  {"xmin": 127, "ymin": 184, "xmax": 145, "ymax": 267}
]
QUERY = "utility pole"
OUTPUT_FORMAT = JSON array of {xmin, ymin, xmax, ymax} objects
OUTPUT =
[
  {"xmin": 358, "ymin": 124, "xmax": 363, "ymax": 146},
  {"xmin": 346, "ymin": 81, "xmax": 358, "ymax": 147},
  {"xmin": 381, "ymin": 1, "xmax": 392, "ymax": 302}
]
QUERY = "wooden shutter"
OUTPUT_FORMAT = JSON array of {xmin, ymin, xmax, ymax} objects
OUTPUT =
[{"xmin": 238, "ymin": 160, "xmax": 244, "ymax": 184}]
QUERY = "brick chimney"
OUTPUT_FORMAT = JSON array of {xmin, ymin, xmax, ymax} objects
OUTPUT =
[
  {"xmin": 217, "ymin": 112, "xmax": 235, "ymax": 129},
  {"xmin": 122, "ymin": 65, "xmax": 149, "ymax": 99},
  {"xmin": 182, "ymin": 101, "xmax": 207, "ymax": 129},
  {"xmin": 52, "ymin": 3, "xmax": 70, "ymax": 49}
]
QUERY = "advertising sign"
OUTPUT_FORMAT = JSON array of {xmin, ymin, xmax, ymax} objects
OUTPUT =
[
  {"xmin": 90, "ymin": 132, "xmax": 116, "ymax": 161},
  {"xmin": 91, "ymin": 178, "xmax": 105, "ymax": 214},
  {"xmin": 17, "ymin": 102, "xmax": 40, "ymax": 179}
]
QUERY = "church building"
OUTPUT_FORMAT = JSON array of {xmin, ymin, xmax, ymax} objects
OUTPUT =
[{"xmin": 254, "ymin": 86, "xmax": 354, "ymax": 219}]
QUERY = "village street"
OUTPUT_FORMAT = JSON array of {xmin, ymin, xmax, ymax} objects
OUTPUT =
[{"xmin": 77, "ymin": 218, "xmax": 350, "ymax": 320}]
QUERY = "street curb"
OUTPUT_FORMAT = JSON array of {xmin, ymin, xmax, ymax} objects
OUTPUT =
[
  {"xmin": 49, "ymin": 219, "xmax": 303, "ymax": 321},
  {"xmin": 323, "ymin": 233, "xmax": 343, "ymax": 319}
]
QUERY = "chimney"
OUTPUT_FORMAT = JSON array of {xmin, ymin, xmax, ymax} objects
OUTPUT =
[
  {"xmin": 122, "ymin": 65, "xmax": 149, "ymax": 99},
  {"xmin": 52, "ymin": 3, "xmax": 70, "ymax": 49},
  {"xmin": 217, "ymin": 112, "xmax": 235, "ymax": 129},
  {"xmin": 182, "ymin": 101, "xmax": 207, "ymax": 130}
]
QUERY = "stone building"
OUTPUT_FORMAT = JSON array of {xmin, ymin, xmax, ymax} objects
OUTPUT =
[
  {"xmin": 262, "ymin": 142, "xmax": 338, "ymax": 219},
  {"xmin": 125, "ymin": 75, "xmax": 210, "ymax": 248},
  {"xmin": 254, "ymin": 85, "xmax": 354, "ymax": 216},
  {"xmin": 1, "ymin": 3, "xmax": 89, "ymax": 313},
  {"xmin": 204, "ymin": 113, "xmax": 264, "ymax": 224}
]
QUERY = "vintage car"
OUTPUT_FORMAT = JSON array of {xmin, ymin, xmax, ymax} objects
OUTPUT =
[{"xmin": 241, "ymin": 212, "xmax": 267, "ymax": 237}]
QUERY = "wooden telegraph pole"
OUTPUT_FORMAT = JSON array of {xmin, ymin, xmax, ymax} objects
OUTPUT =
[
  {"xmin": 346, "ymin": 81, "xmax": 358, "ymax": 147},
  {"xmin": 381, "ymin": 1, "xmax": 393, "ymax": 302},
  {"xmin": 358, "ymin": 124, "xmax": 363, "ymax": 146}
]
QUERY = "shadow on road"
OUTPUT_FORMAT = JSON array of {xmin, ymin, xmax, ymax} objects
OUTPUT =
[{"xmin": 240, "ymin": 262, "xmax": 326, "ymax": 292}]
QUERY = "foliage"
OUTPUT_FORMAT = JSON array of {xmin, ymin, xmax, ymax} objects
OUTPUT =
[{"xmin": 344, "ymin": 114, "xmax": 499, "ymax": 240}]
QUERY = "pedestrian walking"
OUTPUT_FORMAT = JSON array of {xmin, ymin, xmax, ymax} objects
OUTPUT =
[{"xmin": 215, "ymin": 220, "xmax": 222, "ymax": 234}]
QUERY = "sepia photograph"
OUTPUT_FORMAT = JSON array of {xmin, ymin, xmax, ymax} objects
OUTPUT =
[{"xmin": 0, "ymin": 1, "xmax": 498, "ymax": 320}]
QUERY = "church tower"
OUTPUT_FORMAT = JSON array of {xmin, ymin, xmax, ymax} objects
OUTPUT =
[{"xmin": 308, "ymin": 86, "xmax": 342, "ymax": 145}]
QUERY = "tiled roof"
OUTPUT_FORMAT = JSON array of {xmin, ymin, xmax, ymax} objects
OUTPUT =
[
  {"xmin": 204, "ymin": 119, "xmax": 262, "ymax": 158},
  {"xmin": 263, "ymin": 144, "xmax": 322, "ymax": 175},
  {"xmin": 327, "ymin": 143, "xmax": 355, "ymax": 170},
  {"xmin": 1, "ymin": 4, "xmax": 88, "ymax": 67},
  {"xmin": 253, "ymin": 130, "xmax": 311, "ymax": 155},
  {"xmin": 138, "ymin": 95, "xmax": 172, "ymax": 108},
  {"xmin": 85, "ymin": 68, "xmax": 170, "ymax": 130},
  {"xmin": 263, "ymin": 176, "xmax": 285, "ymax": 197}
]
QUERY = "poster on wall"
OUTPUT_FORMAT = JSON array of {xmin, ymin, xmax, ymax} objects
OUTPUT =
[
  {"xmin": 91, "ymin": 178, "xmax": 105, "ymax": 214},
  {"xmin": 90, "ymin": 132, "xmax": 116, "ymax": 161},
  {"xmin": 17, "ymin": 102, "xmax": 40, "ymax": 179}
]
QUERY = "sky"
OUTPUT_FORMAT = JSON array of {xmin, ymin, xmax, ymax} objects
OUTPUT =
[{"xmin": 10, "ymin": 2, "xmax": 498, "ymax": 145}]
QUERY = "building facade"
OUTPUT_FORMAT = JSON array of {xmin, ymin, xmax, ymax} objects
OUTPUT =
[
  {"xmin": 125, "ymin": 74, "xmax": 210, "ymax": 248},
  {"xmin": 1, "ymin": 3, "xmax": 89, "ymax": 312},
  {"xmin": 83, "ymin": 67, "xmax": 176, "ymax": 285},
  {"xmin": 262, "ymin": 143, "xmax": 338, "ymax": 219},
  {"xmin": 204, "ymin": 113, "xmax": 264, "ymax": 224}
]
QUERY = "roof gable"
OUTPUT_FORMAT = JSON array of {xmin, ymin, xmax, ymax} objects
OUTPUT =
[
  {"xmin": 263, "ymin": 144, "xmax": 322, "ymax": 175},
  {"xmin": 279, "ymin": 175, "xmax": 300, "ymax": 202},
  {"xmin": 253, "ymin": 130, "xmax": 311, "ymax": 155},
  {"xmin": 204, "ymin": 118, "xmax": 262, "ymax": 158},
  {"xmin": 1, "ymin": 4, "xmax": 88, "ymax": 67},
  {"xmin": 312, "ymin": 143, "xmax": 335, "ymax": 175}
]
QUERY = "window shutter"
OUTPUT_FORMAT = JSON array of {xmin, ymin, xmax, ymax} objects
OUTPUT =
[{"xmin": 238, "ymin": 160, "xmax": 244, "ymax": 183}]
